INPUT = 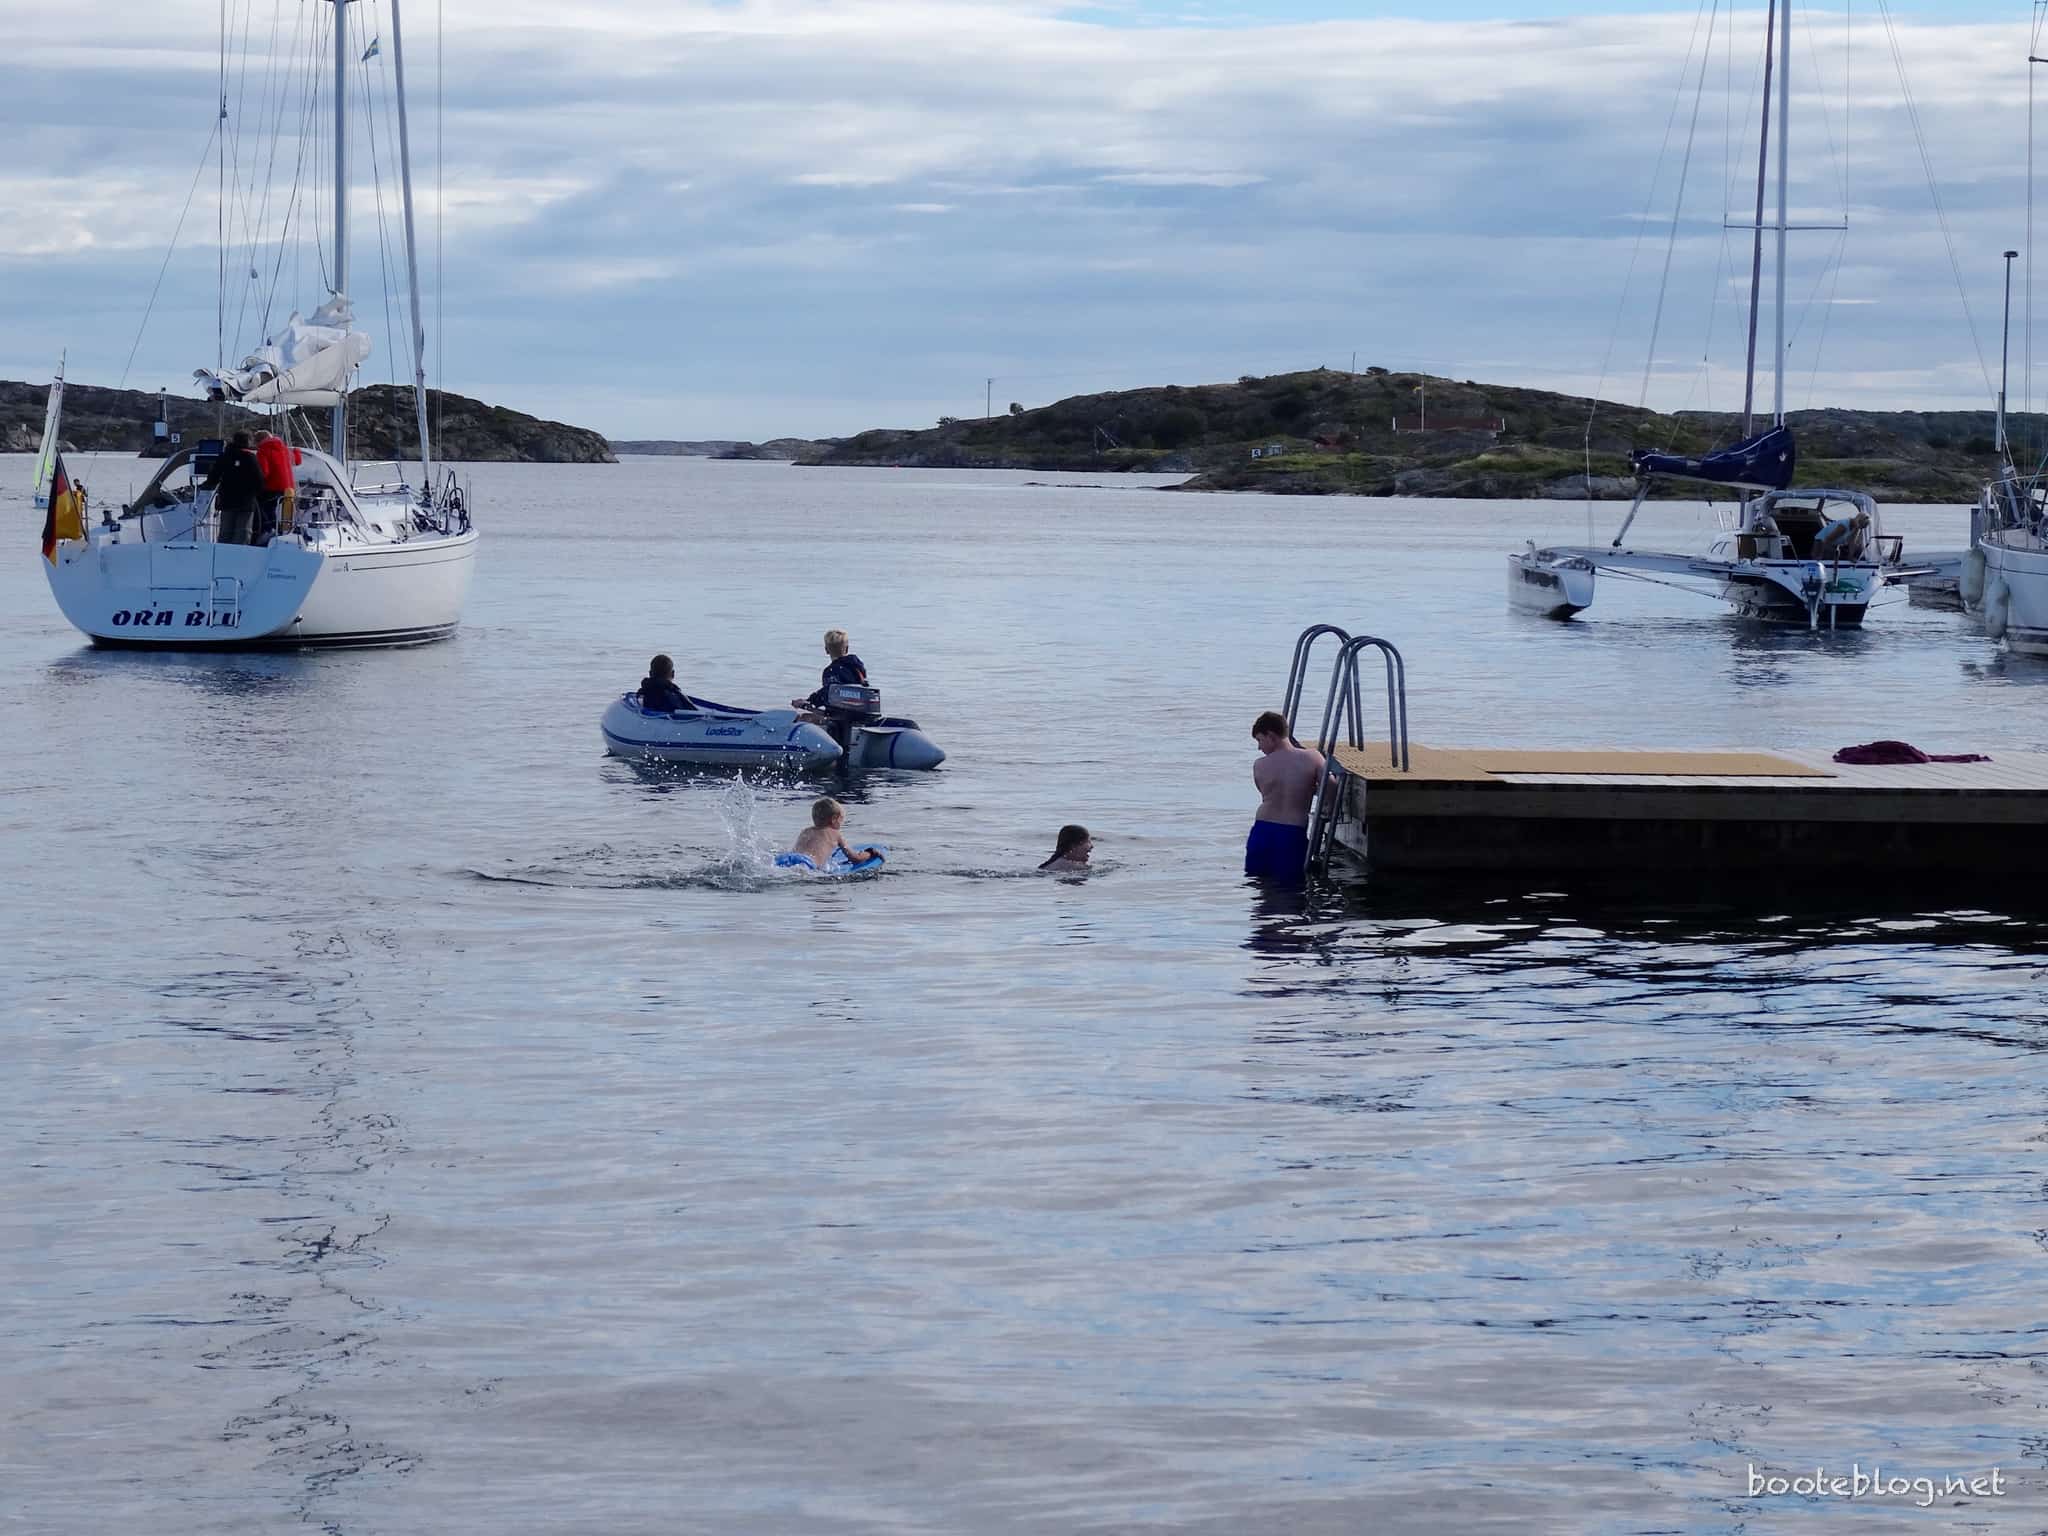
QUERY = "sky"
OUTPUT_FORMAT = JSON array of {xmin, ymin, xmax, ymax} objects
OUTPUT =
[{"xmin": 3, "ymin": 0, "xmax": 2046, "ymax": 439}]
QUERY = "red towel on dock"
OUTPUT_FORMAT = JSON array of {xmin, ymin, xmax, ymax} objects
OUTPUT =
[{"xmin": 1832, "ymin": 740, "xmax": 1992, "ymax": 765}]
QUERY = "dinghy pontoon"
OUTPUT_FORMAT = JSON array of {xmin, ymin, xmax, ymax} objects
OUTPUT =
[{"xmin": 600, "ymin": 683, "xmax": 945, "ymax": 771}]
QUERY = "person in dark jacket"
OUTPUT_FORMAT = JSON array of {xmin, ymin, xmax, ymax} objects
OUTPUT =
[
  {"xmin": 202, "ymin": 431, "xmax": 263, "ymax": 545},
  {"xmin": 793, "ymin": 628, "xmax": 868, "ymax": 709},
  {"xmin": 638, "ymin": 653, "xmax": 692, "ymax": 713}
]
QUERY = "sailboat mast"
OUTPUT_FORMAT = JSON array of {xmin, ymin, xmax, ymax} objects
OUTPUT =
[
  {"xmin": 389, "ymin": 0, "xmax": 434, "ymax": 490},
  {"xmin": 1772, "ymin": 0, "xmax": 1791, "ymax": 426},
  {"xmin": 331, "ymin": 0, "xmax": 351, "ymax": 460},
  {"xmin": 1741, "ymin": 0, "xmax": 1775, "ymax": 434}
]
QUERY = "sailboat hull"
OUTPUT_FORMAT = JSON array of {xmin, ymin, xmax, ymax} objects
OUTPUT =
[
  {"xmin": 1721, "ymin": 576, "xmax": 1869, "ymax": 629},
  {"xmin": 1982, "ymin": 535, "xmax": 2048, "ymax": 655},
  {"xmin": 45, "ymin": 526, "xmax": 476, "ymax": 650}
]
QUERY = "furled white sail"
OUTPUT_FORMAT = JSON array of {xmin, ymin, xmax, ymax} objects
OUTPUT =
[
  {"xmin": 30, "ymin": 366, "xmax": 64, "ymax": 503},
  {"xmin": 194, "ymin": 296, "xmax": 372, "ymax": 407}
]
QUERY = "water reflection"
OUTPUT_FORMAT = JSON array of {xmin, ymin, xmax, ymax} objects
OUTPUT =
[{"xmin": 44, "ymin": 644, "xmax": 327, "ymax": 699}]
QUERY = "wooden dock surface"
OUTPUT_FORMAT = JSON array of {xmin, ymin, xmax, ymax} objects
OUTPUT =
[
  {"xmin": 1335, "ymin": 744, "xmax": 2048, "ymax": 792},
  {"xmin": 1329, "ymin": 742, "xmax": 2048, "ymax": 876}
]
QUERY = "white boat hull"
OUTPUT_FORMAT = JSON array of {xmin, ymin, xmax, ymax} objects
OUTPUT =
[
  {"xmin": 44, "ymin": 525, "xmax": 477, "ymax": 648},
  {"xmin": 1982, "ymin": 534, "xmax": 2048, "ymax": 655},
  {"xmin": 287, "ymin": 527, "xmax": 477, "ymax": 646},
  {"xmin": 1507, "ymin": 551, "xmax": 1595, "ymax": 618}
]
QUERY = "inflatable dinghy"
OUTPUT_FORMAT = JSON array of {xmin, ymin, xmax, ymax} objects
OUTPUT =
[
  {"xmin": 602, "ymin": 694, "xmax": 843, "ymax": 769},
  {"xmin": 775, "ymin": 843, "xmax": 887, "ymax": 874},
  {"xmin": 601, "ymin": 685, "xmax": 945, "ymax": 771}
]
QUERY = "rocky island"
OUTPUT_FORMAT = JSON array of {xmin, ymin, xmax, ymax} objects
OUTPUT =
[
  {"xmin": 804, "ymin": 367, "xmax": 2010, "ymax": 503},
  {"xmin": 2, "ymin": 379, "xmax": 616, "ymax": 464},
  {"xmin": 611, "ymin": 437, "xmax": 826, "ymax": 461}
]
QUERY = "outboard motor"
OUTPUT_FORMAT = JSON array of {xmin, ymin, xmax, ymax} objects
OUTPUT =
[
  {"xmin": 820, "ymin": 683, "xmax": 882, "ymax": 746},
  {"xmin": 820, "ymin": 683, "xmax": 947, "ymax": 770}
]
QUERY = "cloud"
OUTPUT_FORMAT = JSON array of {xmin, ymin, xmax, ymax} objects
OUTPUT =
[
  {"xmin": 1099, "ymin": 171, "xmax": 1265, "ymax": 187},
  {"xmin": 0, "ymin": 2, "xmax": 2029, "ymax": 436}
]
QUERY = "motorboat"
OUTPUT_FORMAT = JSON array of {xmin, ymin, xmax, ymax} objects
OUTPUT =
[
  {"xmin": 1507, "ymin": 544, "xmax": 1595, "ymax": 618},
  {"xmin": 601, "ymin": 683, "xmax": 946, "ymax": 771},
  {"xmin": 30, "ymin": 0, "xmax": 477, "ymax": 649}
]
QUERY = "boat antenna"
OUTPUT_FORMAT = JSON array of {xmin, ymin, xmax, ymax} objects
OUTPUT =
[
  {"xmin": 1741, "ymin": 0, "xmax": 1775, "ymax": 435},
  {"xmin": 389, "ymin": 0, "xmax": 434, "ymax": 494},
  {"xmin": 331, "ymin": 0, "xmax": 351, "ymax": 461}
]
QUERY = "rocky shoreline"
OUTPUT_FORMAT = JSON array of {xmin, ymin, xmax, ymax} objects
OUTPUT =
[
  {"xmin": 793, "ymin": 368, "xmax": 2003, "ymax": 502},
  {"xmin": 2, "ymin": 379, "xmax": 615, "ymax": 464}
]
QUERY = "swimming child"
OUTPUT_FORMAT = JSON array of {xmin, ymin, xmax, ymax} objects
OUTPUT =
[
  {"xmin": 1039, "ymin": 825, "xmax": 1094, "ymax": 871},
  {"xmin": 789, "ymin": 797, "xmax": 871, "ymax": 868}
]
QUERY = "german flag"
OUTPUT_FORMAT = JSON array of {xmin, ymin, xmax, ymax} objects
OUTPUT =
[{"xmin": 41, "ymin": 452, "xmax": 82, "ymax": 563}]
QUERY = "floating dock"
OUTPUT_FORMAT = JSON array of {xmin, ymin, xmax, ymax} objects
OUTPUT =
[
  {"xmin": 1327, "ymin": 743, "xmax": 2048, "ymax": 877},
  {"xmin": 1281, "ymin": 623, "xmax": 2048, "ymax": 882}
]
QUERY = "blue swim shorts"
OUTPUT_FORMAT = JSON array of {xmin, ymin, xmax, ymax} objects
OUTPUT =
[{"xmin": 1245, "ymin": 819, "xmax": 1310, "ymax": 882}]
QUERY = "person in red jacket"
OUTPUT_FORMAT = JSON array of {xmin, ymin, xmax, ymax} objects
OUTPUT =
[{"xmin": 254, "ymin": 431, "xmax": 301, "ymax": 541}]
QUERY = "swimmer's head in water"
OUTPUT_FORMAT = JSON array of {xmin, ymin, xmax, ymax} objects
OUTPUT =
[
  {"xmin": 1054, "ymin": 824, "xmax": 1091, "ymax": 858},
  {"xmin": 824, "ymin": 629, "xmax": 849, "ymax": 658},
  {"xmin": 812, "ymin": 796, "xmax": 844, "ymax": 828},
  {"xmin": 650, "ymin": 653, "xmax": 675, "ymax": 680}
]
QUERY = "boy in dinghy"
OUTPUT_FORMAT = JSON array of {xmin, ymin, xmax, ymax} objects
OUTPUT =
[
  {"xmin": 792, "ymin": 628, "xmax": 869, "ymax": 711},
  {"xmin": 638, "ymin": 654, "xmax": 692, "ymax": 713}
]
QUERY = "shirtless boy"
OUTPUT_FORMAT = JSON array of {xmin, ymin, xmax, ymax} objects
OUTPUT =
[
  {"xmin": 790, "ymin": 797, "xmax": 870, "ymax": 868},
  {"xmin": 1246, "ymin": 710, "xmax": 1324, "ymax": 882}
]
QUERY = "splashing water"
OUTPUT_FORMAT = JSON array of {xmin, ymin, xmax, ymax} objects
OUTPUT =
[{"xmin": 715, "ymin": 776, "xmax": 781, "ymax": 875}]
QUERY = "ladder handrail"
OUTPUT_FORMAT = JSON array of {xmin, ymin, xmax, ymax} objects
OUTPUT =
[
  {"xmin": 1309, "ymin": 637, "xmax": 1403, "ymax": 876},
  {"xmin": 1281, "ymin": 623, "xmax": 1351, "ymax": 742},
  {"xmin": 1314, "ymin": 634, "xmax": 1407, "ymax": 770},
  {"xmin": 1289, "ymin": 626, "xmax": 1410, "ymax": 877}
]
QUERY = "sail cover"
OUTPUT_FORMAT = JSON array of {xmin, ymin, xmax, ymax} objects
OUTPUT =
[
  {"xmin": 1632, "ymin": 425, "xmax": 1796, "ymax": 492},
  {"xmin": 194, "ymin": 296, "xmax": 372, "ymax": 407}
]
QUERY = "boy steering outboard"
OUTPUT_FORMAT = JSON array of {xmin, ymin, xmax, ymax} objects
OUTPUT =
[{"xmin": 790, "ymin": 629, "xmax": 947, "ymax": 770}]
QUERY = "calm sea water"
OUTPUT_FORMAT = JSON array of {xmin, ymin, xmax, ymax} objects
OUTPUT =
[{"xmin": 5, "ymin": 454, "xmax": 2048, "ymax": 1534}]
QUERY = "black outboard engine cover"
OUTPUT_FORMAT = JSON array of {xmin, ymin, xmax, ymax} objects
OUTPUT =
[
  {"xmin": 823, "ymin": 683, "xmax": 881, "ymax": 718},
  {"xmin": 820, "ymin": 683, "xmax": 881, "ymax": 749}
]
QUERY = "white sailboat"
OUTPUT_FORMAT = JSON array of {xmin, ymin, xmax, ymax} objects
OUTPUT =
[
  {"xmin": 1971, "ymin": 478, "xmax": 2048, "ymax": 653},
  {"xmin": 36, "ymin": 0, "xmax": 476, "ymax": 648},
  {"xmin": 1511, "ymin": 0, "xmax": 1912, "ymax": 630},
  {"xmin": 1964, "ymin": 41, "xmax": 2048, "ymax": 658}
]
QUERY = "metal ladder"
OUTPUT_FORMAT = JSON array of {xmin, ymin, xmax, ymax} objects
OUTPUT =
[
  {"xmin": 209, "ymin": 574, "xmax": 242, "ymax": 633},
  {"xmin": 1282, "ymin": 625, "xmax": 1409, "ymax": 875}
]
